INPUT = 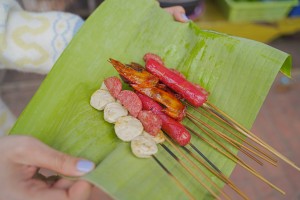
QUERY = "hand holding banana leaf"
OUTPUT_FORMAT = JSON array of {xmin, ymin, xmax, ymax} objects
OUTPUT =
[{"xmin": 0, "ymin": 135, "xmax": 95, "ymax": 200}]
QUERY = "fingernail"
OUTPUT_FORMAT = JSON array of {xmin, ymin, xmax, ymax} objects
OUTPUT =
[
  {"xmin": 77, "ymin": 160, "xmax": 95, "ymax": 173},
  {"xmin": 181, "ymin": 14, "xmax": 189, "ymax": 22}
]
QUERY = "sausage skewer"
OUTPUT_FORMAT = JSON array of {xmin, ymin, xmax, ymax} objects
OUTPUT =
[
  {"xmin": 138, "ymin": 93, "xmax": 249, "ymax": 199},
  {"xmin": 110, "ymin": 58, "xmax": 278, "ymax": 167},
  {"xmin": 109, "ymin": 58, "xmax": 284, "ymax": 195},
  {"xmin": 136, "ymin": 90, "xmax": 245, "ymax": 197},
  {"xmin": 93, "ymin": 78, "xmax": 227, "ymax": 199},
  {"xmin": 133, "ymin": 76, "xmax": 273, "ymax": 166},
  {"xmin": 144, "ymin": 54, "xmax": 300, "ymax": 172},
  {"xmin": 108, "ymin": 56, "xmax": 290, "ymax": 196}
]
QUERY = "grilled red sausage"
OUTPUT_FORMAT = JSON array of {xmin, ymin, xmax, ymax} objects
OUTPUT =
[
  {"xmin": 138, "ymin": 110, "xmax": 162, "ymax": 136},
  {"xmin": 145, "ymin": 56, "xmax": 208, "ymax": 107},
  {"xmin": 136, "ymin": 93, "xmax": 191, "ymax": 146},
  {"xmin": 104, "ymin": 76, "xmax": 122, "ymax": 99},
  {"xmin": 143, "ymin": 53, "xmax": 164, "ymax": 65},
  {"xmin": 117, "ymin": 90, "xmax": 142, "ymax": 118}
]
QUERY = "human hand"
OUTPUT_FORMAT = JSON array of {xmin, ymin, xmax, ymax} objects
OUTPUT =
[
  {"xmin": 0, "ymin": 135, "xmax": 95, "ymax": 200},
  {"xmin": 163, "ymin": 6, "xmax": 189, "ymax": 23}
]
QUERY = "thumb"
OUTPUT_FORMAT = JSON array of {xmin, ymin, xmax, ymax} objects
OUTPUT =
[{"xmin": 12, "ymin": 136, "xmax": 95, "ymax": 177}]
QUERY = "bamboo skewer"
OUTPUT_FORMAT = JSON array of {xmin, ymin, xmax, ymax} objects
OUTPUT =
[
  {"xmin": 162, "ymin": 139, "xmax": 231, "ymax": 200},
  {"xmin": 184, "ymin": 144, "xmax": 249, "ymax": 200},
  {"xmin": 158, "ymin": 134, "xmax": 246, "ymax": 199},
  {"xmin": 203, "ymin": 101, "xmax": 300, "ymax": 172},
  {"xmin": 160, "ymin": 143, "xmax": 223, "ymax": 200},
  {"xmin": 189, "ymin": 105, "xmax": 277, "ymax": 164},
  {"xmin": 188, "ymin": 143, "xmax": 222, "ymax": 173},
  {"xmin": 163, "ymin": 126, "xmax": 248, "ymax": 199},
  {"xmin": 187, "ymin": 113, "xmax": 264, "ymax": 166},
  {"xmin": 186, "ymin": 125, "xmax": 253, "ymax": 170},
  {"xmin": 152, "ymin": 155, "xmax": 195, "ymax": 200},
  {"xmin": 186, "ymin": 119, "xmax": 285, "ymax": 195},
  {"xmin": 187, "ymin": 112, "xmax": 277, "ymax": 166}
]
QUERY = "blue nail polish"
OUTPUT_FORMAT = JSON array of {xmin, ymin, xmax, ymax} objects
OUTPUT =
[
  {"xmin": 77, "ymin": 160, "xmax": 94, "ymax": 173},
  {"xmin": 181, "ymin": 14, "xmax": 189, "ymax": 22}
]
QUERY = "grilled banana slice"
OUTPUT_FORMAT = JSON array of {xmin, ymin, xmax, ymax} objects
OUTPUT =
[
  {"xmin": 131, "ymin": 135, "xmax": 158, "ymax": 158},
  {"xmin": 104, "ymin": 102, "xmax": 128, "ymax": 123},
  {"xmin": 114, "ymin": 116, "xmax": 143, "ymax": 142},
  {"xmin": 90, "ymin": 89, "xmax": 115, "ymax": 110}
]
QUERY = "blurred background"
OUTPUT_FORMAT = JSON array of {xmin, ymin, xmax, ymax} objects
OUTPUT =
[{"xmin": 1, "ymin": 0, "xmax": 300, "ymax": 199}]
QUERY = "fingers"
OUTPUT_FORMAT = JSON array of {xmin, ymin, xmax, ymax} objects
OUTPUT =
[
  {"xmin": 28, "ymin": 180, "xmax": 93, "ymax": 200},
  {"xmin": 164, "ymin": 6, "xmax": 189, "ymax": 23},
  {"xmin": 50, "ymin": 179, "xmax": 93, "ymax": 200},
  {"xmin": 68, "ymin": 180, "xmax": 93, "ymax": 200},
  {"xmin": 52, "ymin": 178, "xmax": 74, "ymax": 189},
  {"xmin": 10, "ymin": 136, "xmax": 95, "ymax": 177}
]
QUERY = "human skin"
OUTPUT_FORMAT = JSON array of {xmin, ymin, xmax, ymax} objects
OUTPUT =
[
  {"xmin": 0, "ymin": 135, "xmax": 95, "ymax": 200},
  {"xmin": 164, "ymin": 6, "xmax": 189, "ymax": 22}
]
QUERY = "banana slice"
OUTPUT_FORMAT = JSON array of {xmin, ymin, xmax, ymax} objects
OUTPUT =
[
  {"xmin": 131, "ymin": 135, "xmax": 158, "ymax": 158},
  {"xmin": 90, "ymin": 89, "xmax": 115, "ymax": 110},
  {"xmin": 104, "ymin": 102, "xmax": 128, "ymax": 123},
  {"xmin": 114, "ymin": 116, "xmax": 143, "ymax": 142},
  {"xmin": 143, "ymin": 130, "xmax": 165, "ymax": 144}
]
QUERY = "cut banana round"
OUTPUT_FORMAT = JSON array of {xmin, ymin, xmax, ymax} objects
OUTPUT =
[
  {"xmin": 114, "ymin": 116, "xmax": 143, "ymax": 142},
  {"xmin": 131, "ymin": 135, "xmax": 158, "ymax": 158},
  {"xmin": 104, "ymin": 102, "xmax": 128, "ymax": 123},
  {"xmin": 143, "ymin": 130, "xmax": 165, "ymax": 144},
  {"xmin": 90, "ymin": 89, "xmax": 115, "ymax": 110}
]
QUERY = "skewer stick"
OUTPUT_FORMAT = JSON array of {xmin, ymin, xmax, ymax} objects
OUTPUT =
[
  {"xmin": 203, "ymin": 101, "xmax": 300, "ymax": 172},
  {"xmin": 187, "ymin": 113, "xmax": 277, "ymax": 166},
  {"xmin": 152, "ymin": 155, "xmax": 195, "ymax": 200},
  {"xmin": 163, "ymin": 146, "xmax": 233, "ymax": 200},
  {"xmin": 189, "ymin": 105, "xmax": 277, "ymax": 164},
  {"xmin": 187, "ymin": 113, "xmax": 264, "ymax": 166},
  {"xmin": 160, "ymin": 143, "xmax": 223, "ymax": 200},
  {"xmin": 186, "ymin": 125, "xmax": 253, "ymax": 170},
  {"xmin": 162, "ymin": 139, "xmax": 231, "ymax": 200},
  {"xmin": 184, "ymin": 144, "xmax": 249, "ymax": 200},
  {"xmin": 188, "ymin": 143, "xmax": 221, "ymax": 173},
  {"xmin": 186, "ymin": 119, "xmax": 286, "ymax": 195}
]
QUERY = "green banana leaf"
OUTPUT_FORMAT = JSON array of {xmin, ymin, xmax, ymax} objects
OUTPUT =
[{"xmin": 10, "ymin": 0, "xmax": 291, "ymax": 199}]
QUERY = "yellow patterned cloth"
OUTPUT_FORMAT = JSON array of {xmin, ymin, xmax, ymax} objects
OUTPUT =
[
  {"xmin": 0, "ymin": 0, "xmax": 84, "ymax": 135},
  {"xmin": 0, "ymin": 0, "xmax": 84, "ymax": 73}
]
